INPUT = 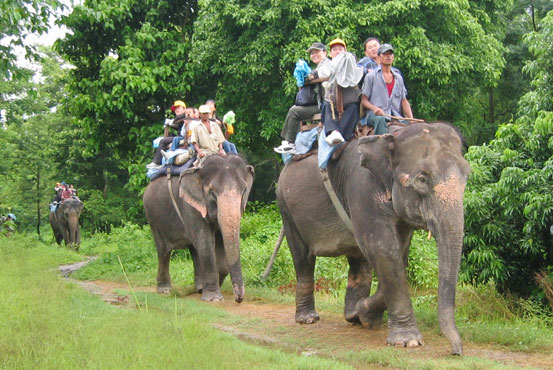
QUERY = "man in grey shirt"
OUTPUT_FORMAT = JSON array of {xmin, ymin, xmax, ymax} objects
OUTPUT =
[{"xmin": 361, "ymin": 44, "xmax": 413, "ymax": 135}]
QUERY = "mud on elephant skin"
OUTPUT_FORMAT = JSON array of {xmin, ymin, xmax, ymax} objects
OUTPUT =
[
  {"xmin": 49, "ymin": 199, "xmax": 84, "ymax": 250},
  {"xmin": 276, "ymin": 122, "xmax": 469, "ymax": 355},
  {"xmin": 143, "ymin": 154, "xmax": 254, "ymax": 303}
]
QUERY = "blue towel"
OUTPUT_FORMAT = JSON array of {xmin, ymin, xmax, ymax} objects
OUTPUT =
[{"xmin": 293, "ymin": 59, "xmax": 312, "ymax": 87}]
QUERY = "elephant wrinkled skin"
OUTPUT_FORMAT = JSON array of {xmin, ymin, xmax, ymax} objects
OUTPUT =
[
  {"xmin": 49, "ymin": 199, "xmax": 83, "ymax": 250},
  {"xmin": 276, "ymin": 123, "xmax": 470, "ymax": 355},
  {"xmin": 143, "ymin": 155, "xmax": 254, "ymax": 303}
]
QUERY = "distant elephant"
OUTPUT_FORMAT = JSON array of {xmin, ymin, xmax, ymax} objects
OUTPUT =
[
  {"xmin": 143, "ymin": 154, "xmax": 254, "ymax": 303},
  {"xmin": 276, "ymin": 123, "xmax": 470, "ymax": 355},
  {"xmin": 49, "ymin": 199, "xmax": 84, "ymax": 250}
]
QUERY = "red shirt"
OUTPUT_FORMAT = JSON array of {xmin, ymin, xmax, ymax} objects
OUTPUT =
[{"xmin": 386, "ymin": 78, "xmax": 395, "ymax": 97}]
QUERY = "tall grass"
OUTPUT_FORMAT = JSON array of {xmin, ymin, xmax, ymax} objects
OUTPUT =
[{"xmin": 0, "ymin": 235, "xmax": 355, "ymax": 369}]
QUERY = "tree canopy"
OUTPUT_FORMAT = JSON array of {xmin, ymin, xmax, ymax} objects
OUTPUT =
[{"xmin": 0, "ymin": 0, "xmax": 62, "ymax": 81}]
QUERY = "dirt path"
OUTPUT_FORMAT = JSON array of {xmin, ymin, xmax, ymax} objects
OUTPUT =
[{"xmin": 59, "ymin": 261, "xmax": 553, "ymax": 369}]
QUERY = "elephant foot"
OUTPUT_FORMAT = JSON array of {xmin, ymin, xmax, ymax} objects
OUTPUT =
[
  {"xmin": 157, "ymin": 285, "xmax": 172, "ymax": 294},
  {"xmin": 387, "ymin": 326, "xmax": 424, "ymax": 348},
  {"xmin": 354, "ymin": 297, "xmax": 385, "ymax": 329},
  {"xmin": 201, "ymin": 290, "xmax": 224, "ymax": 302},
  {"xmin": 295, "ymin": 309, "xmax": 320, "ymax": 324}
]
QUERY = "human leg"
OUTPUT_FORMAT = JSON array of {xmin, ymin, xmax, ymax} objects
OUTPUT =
[
  {"xmin": 281, "ymin": 105, "xmax": 320, "ymax": 143},
  {"xmin": 367, "ymin": 115, "xmax": 388, "ymax": 135}
]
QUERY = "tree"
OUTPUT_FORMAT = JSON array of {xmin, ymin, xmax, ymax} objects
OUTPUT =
[
  {"xmin": 190, "ymin": 0, "xmax": 509, "ymax": 151},
  {"xmin": 57, "ymin": 0, "xmax": 197, "ymax": 198},
  {"xmin": 0, "ymin": 0, "xmax": 62, "ymax": 81},
  {"xmin": 462, "ymin": 10, "xmax": 553, "ymax": 298}
]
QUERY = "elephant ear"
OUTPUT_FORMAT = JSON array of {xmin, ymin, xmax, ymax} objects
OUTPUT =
[
  {"xmin": 358, "ymin": 134, "xmax": 395, "ymax": 196},
  {"xmin": 179, "ymin": 170, "xmax": 207, "ymax": 218},
  {"xmin": 241, "ymin": 165, "xmax": 255, "ymax": 214}
]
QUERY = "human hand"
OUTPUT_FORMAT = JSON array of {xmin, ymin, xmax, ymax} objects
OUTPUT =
[{"xmin": 374, "ymin": 107, "xmax": 384, "ymax": 116}]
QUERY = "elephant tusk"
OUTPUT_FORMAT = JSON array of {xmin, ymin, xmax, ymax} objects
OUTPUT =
[{"xmin": 427, "ymin": 230, "xmax": 432, "ymax": 240}]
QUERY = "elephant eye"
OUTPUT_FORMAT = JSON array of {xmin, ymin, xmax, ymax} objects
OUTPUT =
[
  {"xmin": 414, "ymin": 173, "xmax": 430, "ymax": 194},
  {"xmin": 208, "ymin": 190, "xmax": 217, "ymax": 201}
]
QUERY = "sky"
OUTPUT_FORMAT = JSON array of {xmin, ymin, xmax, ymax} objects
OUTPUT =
[{"xmin": 15, "ymin": 0, "xmax": 76, "ymax": 68}]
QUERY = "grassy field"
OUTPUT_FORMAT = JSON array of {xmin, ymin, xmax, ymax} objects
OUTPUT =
[
  {"xmin": 2, "ymin": 205, "xmax": 553, "ymax": 369},
  {"xmin": 0, "ymin": 234, "xmax": 353, "ymax": 369}
]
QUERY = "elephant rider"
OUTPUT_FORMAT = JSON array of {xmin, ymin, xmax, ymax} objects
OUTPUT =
[
  {"xmin": 274, "ymin": 42, "xmax": 332, "ymax": 154},
  {"xmin": 147, "ymin": 100, "xmax": 189, "ymax": 170},
  {"xmin": 322, "ymin": 38, "xmax": 364, "ymax": 146},
  {"xmin": 206, "ymin": 99, "xmax": 238, "ymax": 154},
  {"xmin": 190, "ymin": 104, "xmax": 226, "ymax": 166},
  {"xmin": 357, "ymin": 37, "xmax": 380, "ymax": 74},
  {"xmin": 361, "ymin": 44, "xmax": 413, "ymax": 135}
]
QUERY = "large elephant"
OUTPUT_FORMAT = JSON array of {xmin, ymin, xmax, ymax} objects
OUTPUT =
[
  {"xmin": 143, "ymin": 154, "xmax": 254, "ymax": 303},
  {"xmin": 276, "ymin": 122, "xmax": 470, "ymax": 355},
  {"xmin": 49, "ymin": 199, "xmax": 84, "ymax": 250}
]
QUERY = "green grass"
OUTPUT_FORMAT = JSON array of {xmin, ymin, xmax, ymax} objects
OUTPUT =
[
  {"xmin": 0, "ymin": 235, "xmax": 356, "ymax": 369},
  {"xmin": 13, "ymin": 205, "xmax": 553, "ymax": 368}
]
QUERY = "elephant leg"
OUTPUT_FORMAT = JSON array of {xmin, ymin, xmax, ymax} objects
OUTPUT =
[
  {"xmin": 194, "ymin": 229, "xmax": 223, "ymax": 302},
  {"xmin": 354, "ymin": 282, "xmax": 386, "ymax": 328},
  {"xmin": 344, "ymin": 256, "xmax": 372, "ymax": 324},
  {"xmin": 215, "ymin": 232, "xmax": 229, "ymax": 287},
  {"xmin": 156, "ymin": 248, "xmax": 172, "ymax": 294},
  {"xmin": 189, "ymin": 247, "xmax": 203, "ymax": 293},
  {"xmin": 281, "ymin": 212, "xmax": 318, "ymax": 324},
  {"xmin": 370, "ymin": 234, "xmax": 422, "ymax": 347}
]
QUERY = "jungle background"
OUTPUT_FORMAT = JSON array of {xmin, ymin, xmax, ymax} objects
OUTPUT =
[{"xmin": 1, "ymin": 0, "xmax": 553, "ymax": 341}]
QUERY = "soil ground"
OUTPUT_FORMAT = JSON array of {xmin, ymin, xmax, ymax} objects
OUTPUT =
[{"xmin": 59, "ymin": 261, "xmax": 553, "ymax": 369}]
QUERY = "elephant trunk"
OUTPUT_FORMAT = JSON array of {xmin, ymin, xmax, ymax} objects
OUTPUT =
[
  {"xmin": 217, "ymin": 189, "xmax": 245, "ymax": 303},
  {"xmin": 435, "ymin": 213, "xmax": 464, "ymax": 355},
  {"xmin": 68, "ymin": 215, "xmax": 80, "ymax": 249}
]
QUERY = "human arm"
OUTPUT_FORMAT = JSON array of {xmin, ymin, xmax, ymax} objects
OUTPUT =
[
  {"xmin": 401, "ymin": 98, "xmax": 413, "ymax": 119},
  {"xmin": 361, "ymin": 95, "xmax": 384, "ymax": 116},
  {"xmin": 193, "ymin": 142, "xmax": 206, "ymax": 158}
]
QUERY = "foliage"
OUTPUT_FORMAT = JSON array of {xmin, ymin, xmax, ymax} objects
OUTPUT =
[
  {"xmin": 462, "ymin": 10, "xmax": 553, "ymax": 298},
  {"xmin": 56, "ymin": 0, "xmax": 198, "ymax": 197},
  {"xmin": 407, "ymin": 231, "xmax": 438, "ymax": 289},
  {"xmin": 191, "ymin": 0, "xmax": 508, "ymax": 152},
  {"xmin": 0, "ymin": 0, "xmax": 62, "ymax": 80}
]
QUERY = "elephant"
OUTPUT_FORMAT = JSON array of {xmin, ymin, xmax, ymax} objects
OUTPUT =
[
  {"xmin": 143, "ymin": 154, "xmax": 254, "ymax": 303},
  {"xmin": 49, "ymin": 199, "xmax": 84, "ymax": 250},
  {"xmin": 276, "ymin": 122, "xmax": 470, "ymax": 355}
]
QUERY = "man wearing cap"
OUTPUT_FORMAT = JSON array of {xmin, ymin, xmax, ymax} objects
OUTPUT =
[
  {"xmin": 274, "ymin": 42, "xmax": 331, "ymax": 154},
  {"xmin": 147, "ymin": 100, "xmax": 189, "ymax": 169},
  {"xmin": 361, "ymin": 44, "xmax": 413, "ymax": 135},
  {"xmin": 322, "ymin": 38, "xmax": 364, "ymax": 146},
  {"xmin": 190, "ymin": 104, "xmax": 226, "ymax": 164}
]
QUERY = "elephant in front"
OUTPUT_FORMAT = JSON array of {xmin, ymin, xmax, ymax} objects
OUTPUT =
[
  {"xmin": 276, "ymin": 123, "xmax": 470, "ymax": 355},
  {"xmin": 143, "ymin": 154, "xmax": 254, "ymax": 303},
  {"xmin": 49, "ymin": 199, "xmax": 84, "ymax": 250}
]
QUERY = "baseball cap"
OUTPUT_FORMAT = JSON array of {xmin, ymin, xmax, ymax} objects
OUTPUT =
[
  {"xmin": 198, "ymin": 105, "xmax": 211, "ymax": 114},
  {"xmin": 329, "ymin": 38, "xmax": 346, "ymax": 48},
  {"xmin": 170, "ymin": 100, "xmax": 187, "ymax": 112},
  {"xmin": 306, "ymin": 42, "xmax": 326, "ymax": 53},
  {"xmin": 377, "ymin": 44, "xmax": 394, "ymax": 55}
]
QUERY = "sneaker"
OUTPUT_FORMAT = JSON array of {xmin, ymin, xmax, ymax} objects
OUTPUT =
[
  {"xmin": 274, "ymin": 141, "xmax": 296, "ymax": 154},
  {"xmin": 161, "ymin": 150, "xmax": 169, "ymax": 159},
  {"xmin": 146, "ymin": 162, "xmax": 163, "ymax": 170},
  {"xmin": 325, "ymin": 130, "xmax": 345, "ymax": 146}
]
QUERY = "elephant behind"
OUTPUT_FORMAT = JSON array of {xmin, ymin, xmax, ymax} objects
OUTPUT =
[
  {"xmin": 49, "ymin": 198, "xmax": 84, "ymax": 250},
  {"xmin": 143, "ymin": 154, "xmax": 254, "ymax": 303},
  {"xmin": 277, "ymin": 123, "xmax": 470, "ymax": 355}
]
